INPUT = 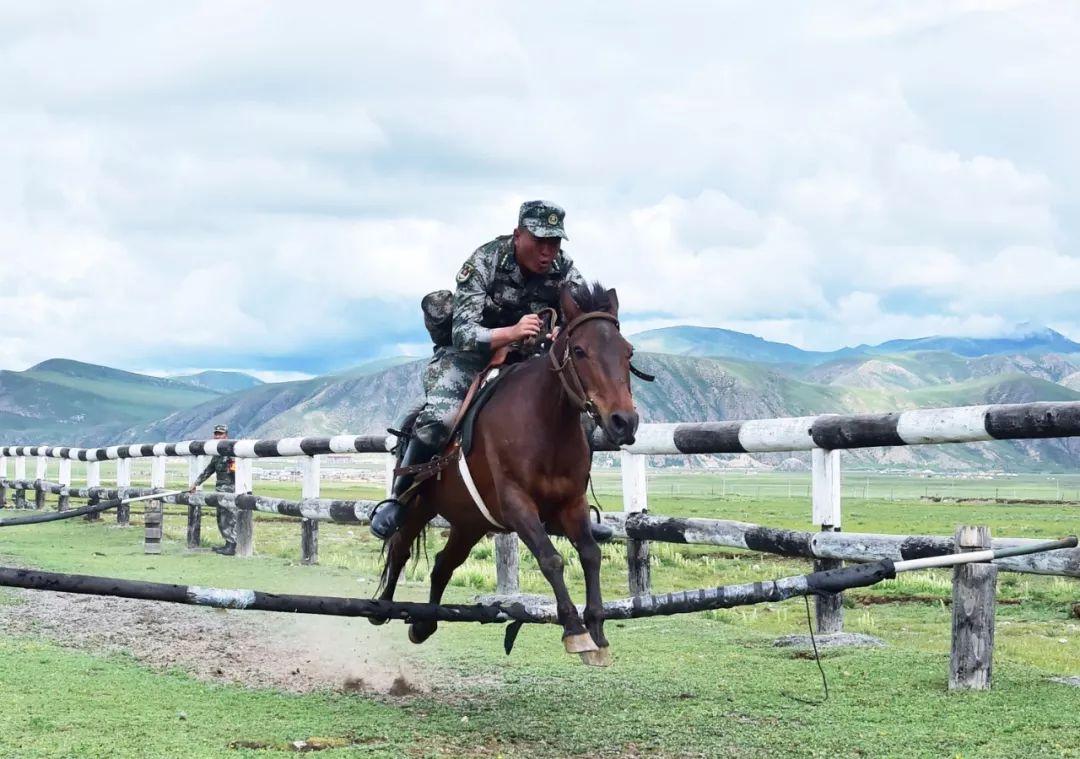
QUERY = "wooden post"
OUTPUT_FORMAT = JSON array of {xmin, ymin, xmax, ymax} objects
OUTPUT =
[
  {"xmin": 0, "ymin": 454, "xmax": 7, "ymax": 508},
  {"xmin": 186, "ymin": 456, "xmax": 203, "ymax": 548},
  {"xmin": 494, "ymin": 533, "xmax": 520, "ymax": 594},
  {"xmin": 34, "ymin": 455, "xmax": 47, "ymax": 510},
  {"xmin": 57, "ymin": 458, "xmax": 72, "ymax": 511},
  {"xmin": 950, "ymin": 525, "xmax": 997, "ymax": 691},
  {"xmin": 144, "ymin": 457, "xmax": 164, "ymax": 554},
  {"xmin": 14, "ymin": 456, "xmax": 26, "ymax": 508},
  {"xmin": 116, "ymin": 458, "xmax": 132, "ymax": 526},
  {"xmin": 812, "ymin": 448, "xmax": 843, "ymax": 634},
  {"xmin": 300, "ymin": 455, "xmax": 320, "ymax": 565},
  {"xmin": 233, "ymin": 459, "xmax": 254, "ymax": 557},
  {"xmin": 85, "ymin": 461, "xmax": 101, "ymax": 522},
  {"xmin": 622, "ymin": 450, "xmax": 651, "ymax": 597}
]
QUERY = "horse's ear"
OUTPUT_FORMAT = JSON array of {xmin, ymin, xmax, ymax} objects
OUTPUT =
[
  {"xmin": 605, "ymin": 288, "xmax": 619, "ymax": 317},
  {"xmin": 560, "ymin": 283, "xmax": 582, "ymax": 322}
]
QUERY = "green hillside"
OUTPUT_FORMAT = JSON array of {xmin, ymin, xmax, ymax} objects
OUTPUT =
[{"xmin": 0, "ymin": 359, "xmax": 220, "ymax": 442}]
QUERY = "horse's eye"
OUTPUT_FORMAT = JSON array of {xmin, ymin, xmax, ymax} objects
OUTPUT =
[{"xmin": 572, "ymin": 345, "xmax": 587, "ymax": 359}]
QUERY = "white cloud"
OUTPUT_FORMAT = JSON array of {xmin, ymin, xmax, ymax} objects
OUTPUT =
[{"xmin": 1, "ymin": 2, "xmax": 1079, "ymax": 374}]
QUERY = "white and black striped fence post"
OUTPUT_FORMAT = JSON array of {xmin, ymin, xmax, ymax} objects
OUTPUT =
[
  {"xmin": 622, "ymin": 450, "xmax": 651, "ymax": 596},
  {"xmin": 950, "ymin": 525, "xmax": 996, "ymax": 691},
  {"xmin": 186, "ymin": 456, "xmax": 203, "ymax": 548},
  {"xmin": 234, "ymin": 459, "xmax": 254, "ymax": 557},
  {"xmin": 811, "ymin": 448, "xmax": 843, "ymax": 634},
  {"xmin": 0, "ymin": 453, "xmax": 8, "ymax": 508},
  {"xmin": 300, "ymin": 455, "xmax": 320, "ymax": 565},
  {"xmin": 144, "ymin": 457, "xmax": 164, "ymax": 554},
  {"xmin": 13, "ymin": 455, "xmax": 27, "ymax": 508},
  {"xmin": 57, "ymin": 458, "xmax": 72, "ymax": 511},
  {"xmin": 86, "ymin": 460, "xmax": 101, "ymax": 523},
  {"xmin": 34, "ymin": 455, "xmax": 47, "ymax": 510},
  {"xmin": 116, "ymin": 458, "xmax": 132, "ymax": 526}
]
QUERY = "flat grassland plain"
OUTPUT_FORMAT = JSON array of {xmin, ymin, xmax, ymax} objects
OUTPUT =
[{"xmin": 1, "ymin": 467, "xmax": 1078, "ymax": 758}]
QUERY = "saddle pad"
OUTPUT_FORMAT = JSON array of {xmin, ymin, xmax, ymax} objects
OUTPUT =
[{"xmin": 459, "ymin": 362, "xmax": 522, "ymax": 457}]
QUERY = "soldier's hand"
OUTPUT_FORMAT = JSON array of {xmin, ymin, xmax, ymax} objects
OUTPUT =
[
  {"xmin": 514, "ymin": 314, "xmax": 543, "ymax": 341},
  {"xmin": 188, "ymin": 485, "xmax": 197, "ymax": 494}
]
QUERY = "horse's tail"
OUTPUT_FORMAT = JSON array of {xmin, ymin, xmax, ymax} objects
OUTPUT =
[{"xmin": 375, "ymin": 507, "xmax": 430, "ymax": 597}]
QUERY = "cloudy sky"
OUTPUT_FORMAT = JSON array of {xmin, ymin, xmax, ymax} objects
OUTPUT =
[{"xmin": 3, "ymin": 1, "xmax": 1078, "ymax": 379}]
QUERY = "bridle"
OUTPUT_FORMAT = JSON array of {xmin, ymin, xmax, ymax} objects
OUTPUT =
[{"xmin": 548, "ymin": 310, "xmax": 655, "ymax": 423}]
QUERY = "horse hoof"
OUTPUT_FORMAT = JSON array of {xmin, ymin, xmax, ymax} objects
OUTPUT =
[
  {"xmin": 563, "ymin": 632, "xmax": 599, "ymax": 654},
  {"xmin": 579, "ymin": 647, "xmax": 612, "ymax": 667},
  {"xmin": 408, "ymin": 623, "xmax": 435, "ymax": 644}
]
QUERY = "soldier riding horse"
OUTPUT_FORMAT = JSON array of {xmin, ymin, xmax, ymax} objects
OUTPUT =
[
  {"xmin": 369, "ymin": 201, "xmax": 643, "ymax": 664},
  {"xmin": 374, "ymin": 282, "xmax": 639, "ymax": 664}
]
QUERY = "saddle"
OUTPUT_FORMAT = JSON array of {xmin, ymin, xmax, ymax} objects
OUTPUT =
[{"xmin": 393, "ymin": 346, "xmax": 522, "ymax": 488}]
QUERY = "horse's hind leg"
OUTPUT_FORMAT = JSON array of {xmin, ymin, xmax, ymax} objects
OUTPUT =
[
  {"xmin": 409, "ymin": 524, "xmax": 484, "ymax": 644},
  {"xmin": 502, "ymin": 486, "xmax": 596, "ymax": 655},
  {"xmin": 557, "ymin": 500, "xmax": 610, "ymax": 666},
  {"xmin": 370, "ymin": 498, "xmax": 435, "ymax": 626}
]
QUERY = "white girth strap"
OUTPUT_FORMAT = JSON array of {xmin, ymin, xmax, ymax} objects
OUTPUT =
[{"xmin": 457, "ymin": 453, "xmax": 504, "ymax": 529}]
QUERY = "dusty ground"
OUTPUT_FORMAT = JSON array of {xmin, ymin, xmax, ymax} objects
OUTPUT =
[{"xmin": 0, "ymin": 588, "xmax": 441, "ymax": 697}]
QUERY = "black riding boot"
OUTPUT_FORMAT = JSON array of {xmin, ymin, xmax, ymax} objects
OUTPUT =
[
  {"xmin": 370, "ymin": 437, "xmax": 440, "ymax": 540},
  {"xmin": 213, "ymin": 542, "xmax": 236, "ymax": 556}
]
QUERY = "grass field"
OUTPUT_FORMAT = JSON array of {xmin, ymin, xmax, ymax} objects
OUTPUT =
[{"xmin": 0, "ymin": 470, "xmax": 1078, "ymax": 757}]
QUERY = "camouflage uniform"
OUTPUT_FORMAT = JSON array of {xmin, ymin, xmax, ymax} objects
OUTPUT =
[
  {"xmin": 412, "ymin": 201, "xmax": 585, "ymax": 448},
  {"xmin": 194, "ymin": 454, "xmax": 237, "ymax": 543}
]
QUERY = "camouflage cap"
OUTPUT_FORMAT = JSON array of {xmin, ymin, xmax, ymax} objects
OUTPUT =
[
  {"xmin": 213, "ymin": 424, "xmax": 228, "ymax": 435},
  {"xmin": 518, "ymin": 200, "xmax": 568, "ymax": 240}
]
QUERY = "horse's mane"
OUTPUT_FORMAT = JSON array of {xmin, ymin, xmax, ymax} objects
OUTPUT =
[{"xmin": 569, "ymin": 281, "xmax": 613, "ymax": 314}]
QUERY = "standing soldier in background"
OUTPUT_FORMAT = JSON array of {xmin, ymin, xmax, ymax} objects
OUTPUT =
[{"xmin": 188, "ymin": 424, "xmax": 237, "ymax": 555}]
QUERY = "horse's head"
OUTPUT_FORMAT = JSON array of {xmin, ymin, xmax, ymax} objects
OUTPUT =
[{"xmin": 555, "ymin": 282, "xmax": 640, "ymax": 446}]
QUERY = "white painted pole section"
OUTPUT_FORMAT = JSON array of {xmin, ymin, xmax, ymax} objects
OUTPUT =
[
  {"xmin": 302, "ymin": 456, "xmax": 321, "ymax": 499},
  {"xmin": 14, "ymin": 456, "xmax": 25, "ymax": 480},
  {"xmin": 86, "ymin": 460, "xmax": 101, "ymax": 489},
  {"xmin": 151, "ymin": 457, "xmax": 166, "ymax": 488},
  {"xmin": 811, "ymin": 449, "xmax": 842, "ymax": 528},
  {"xmin": 300, "ymin": 455, "xmax": 320, "ymax": 565},
  {"xmin": 385, "ymin": 455, "xmax": 395, "ymax": 497},
  {"xmin": 620, "ymin": 451, "xmax": 648, "ymax": 515},
  {"xmin": 234, "ymin": 459, "xmax": 254, "ymax": 557},
  {"xmin": 35, "ymin": 455, "xmax": 47, "ymax": 481},
  {"xmin": 187, "ymin": 457, "xmax": 201, "ymax": 489},
  {"xmin": 622, "ymin": 450, "xmax": 651, "ymax": 596},
  {"xmin": 0, "ymin": 455, "xmax": 7, "ymax": 479},
  {"xmin": 811, "ymin": 447, "xmax": 843, "ymax": 634}
]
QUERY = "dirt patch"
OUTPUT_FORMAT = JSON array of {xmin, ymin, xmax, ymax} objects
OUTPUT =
[
  {"xmin": 0, "ymin": 587, "xmax": 445, "ymax": 696},
  {"xmin": 853, "ymin": 594, "xmax": 1021, "ymax": 606}
]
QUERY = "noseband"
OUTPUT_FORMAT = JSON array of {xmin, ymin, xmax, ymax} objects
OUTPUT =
[{"xmin": 549, "ymin": 311, "xmax": 622, "ymax": 424}]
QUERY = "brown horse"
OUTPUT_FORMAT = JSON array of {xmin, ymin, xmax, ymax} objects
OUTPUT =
[{"xmin": 375, "ymin": 282, "xmax": 639, "ymax": 665}]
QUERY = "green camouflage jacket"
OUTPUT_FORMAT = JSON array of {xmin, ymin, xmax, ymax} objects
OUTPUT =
[
  {"xmin": 194, "ymin": 455, "xmax": 236, "ymax": 489},
  {"xmin": 451, "ymin": 235, "xmax": 585, "ymax": 354}
]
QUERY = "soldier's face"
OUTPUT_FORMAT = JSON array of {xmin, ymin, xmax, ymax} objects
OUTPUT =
[
  {"xmin": 513, "ymin": 228, "xmax": 561, "ymax": 275},
  {"xmin": 213, "ymin": 432, "xmax": 226, "ymax": 439}
]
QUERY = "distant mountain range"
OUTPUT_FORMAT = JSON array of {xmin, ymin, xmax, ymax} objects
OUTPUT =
[
  {"xmin": 171, "ymin": 371, "xmax": 264, "ymax": 394},
  {"xmin": 3, "ymin": 326, "xmax": 1080, "ymax": 471},
  {"xmin": 630, "ymin": 325, "xmax": 1080, "ymax": 365}
]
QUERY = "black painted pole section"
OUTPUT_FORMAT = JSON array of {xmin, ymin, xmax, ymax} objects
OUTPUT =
[
  {"xmin": 84, "ymin": 492, "xmax": 100, "ymax": 523},
  {"xmin": 34, "ymin": 481, "xmax": 46, "ymax": 511},
  {"xmin": 0, "ymin": 481, "xmax": 6, "ymax": 508},
  {"xmin": 186, "ymin": 502, "xmax": 202, "ymax": 549},
  {"xmin": 300, "ymin": 520, "xmax": 318, "ymax": 566}
]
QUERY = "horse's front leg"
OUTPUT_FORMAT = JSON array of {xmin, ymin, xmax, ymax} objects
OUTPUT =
[
  {"xmin": 408, "ymin": 524, "xmax": 484, "ymax": 645},
  {"xmin": 557, "ymin": 500, "xmax": 610, "ymax": 666},
  {"xmin": 502, "ymin": 485, "xmax": 597, "ymax": 655}
]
